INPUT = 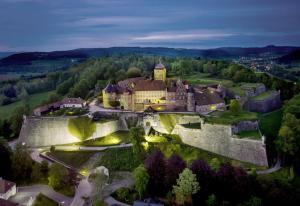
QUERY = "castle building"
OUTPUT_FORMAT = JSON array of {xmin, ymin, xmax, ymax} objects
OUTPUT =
[{"xmin": 102, "ymin": 62, "xmax": 225, "ymax": 113}]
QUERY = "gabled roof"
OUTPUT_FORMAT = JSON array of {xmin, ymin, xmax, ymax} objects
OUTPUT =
[
  {"xmin": 195, "ymin": 90, "xmax": 224, "ymax": 106},
  {"xmin": 0, "ymin": 178, "xmax": 15, "ymax": 194},
  {"xmin": 61, "ymin": 97, "xmax": 84, "ymax": 105},
  {"xmin": 134, "ymin": 79, "xmax": 166, "ymax": 91},
  {"xmin": 103, "ymin": 83, "xmax": 123, "ymax": 94}
]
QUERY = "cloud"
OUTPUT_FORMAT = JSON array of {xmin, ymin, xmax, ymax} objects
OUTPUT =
[
  {"xmin": 132, "ymin": 30, "xmax": 236, "ymax": 42},
  {"xmin": 67, "ymin": 16, "xmax": 167, "ymax": 27}
]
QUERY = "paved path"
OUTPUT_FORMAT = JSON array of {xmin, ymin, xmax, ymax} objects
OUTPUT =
[
  {"xmin": 104, "ymin": 196, "xmax": 130, "ymax": 206},
  {"xmin": 257, "ymin": 159, "xmax": 281, "ymax": 174},
  {"xmin": 71, "ymin": 178, "xmax": 92, "ymax": 206},
  {"xmin": 11, "ymin": 184, "xmax": 73, "ymax": 206},
  {"xmin": 55, "ymin": 143, "xmax": 132, "ymax": 151}
]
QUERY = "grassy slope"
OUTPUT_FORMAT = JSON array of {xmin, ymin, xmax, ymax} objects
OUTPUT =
[
  {"xmin": 0, "ymin": 91, "xmax": 53, "ymax": 120},
  {"xmin": 252, "ymin": 91, "xmax": 276, "ymax": 101},
  {"xmin": 237, "ymin": 130, "xmax": 261, "ymax": 140},
  {"xmin": 159, "ymin": 113, "xmax": 183, "ymax": 133},
  {"xmin": 48, "ymin": 151, "xmax": 98, "ymax": 169},
  {"xmin": 33, "ymin": 193, "xmax": 58, "ymax": 206},
  {"xmin": 206, "ymin": 110, "xmax": 258, "ymax": 125},
  {"xmin": 259, "ymin": 109, "xmax": 283, "ymax": 138}
]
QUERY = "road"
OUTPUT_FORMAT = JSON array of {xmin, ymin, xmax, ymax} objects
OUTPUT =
[
  {"xmin": 10, "ymin": 185, "xmax": 73, "ymax": 206},
  {"xmin": 257, "ymin": 159, "xmax": 281, "ymax": 175},
  {"xmin": 71, "ymin": 178, "xmax": 92, "ymax": 206},
  {"xmin": 54, "ymin": 143, "xmax": 132, "ymax": 151}
]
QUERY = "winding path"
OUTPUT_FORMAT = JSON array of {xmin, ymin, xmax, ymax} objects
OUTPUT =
[{"xmin": 257, "ymin": 159, "xmax": 281, "ymax": 174}]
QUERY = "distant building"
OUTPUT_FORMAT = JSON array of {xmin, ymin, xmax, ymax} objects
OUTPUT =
[
  {"xmin": 60, "ymin": 97, "xmax": 85, "ymax": 108},
  {"xmin": 33, "ymin": 97, "xmax": 86, "ymax": 116},
  {"xmin": 0, "ymin": 178, "xmax": 16, "ymax": 200},
  {"xmin": 102, "ymin": 62, "xmax": 226, "ymax": 113}
]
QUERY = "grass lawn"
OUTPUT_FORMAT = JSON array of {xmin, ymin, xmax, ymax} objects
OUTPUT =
[
  {"xmin": 206, "ymin": 110, "xmax": 258, "ymax": 125},
  {"xmin": 47, "ymin": 151, "xmax": 98, "ymax": 169},
  {"xmin": 33, "ymin": 193, "xmax": 58, "ymax": 206},
  {"xmin": 0, "ymin": 90, "xmax": 54, "ymax": 120},
  {"xmin": 237, "ymin": 130, "xmax": 261, "ymax": 140},
  {"xmin": 252, "ymin": 91, "xmax": 276, "ymax": 101},
  {"xmin": 96, "ymin": 147, "xmax": 142, "ymax": 171},
  {"xmin": 145, "ymin": 135, "xmax": 168, "ymax": 143},
  {"xmin": 259, "ymin": 109, "xmax": 283, "ymax": 138},
  {"xmin": 80, "ymin": 131, "xmax": 130, "ymax": 146}
]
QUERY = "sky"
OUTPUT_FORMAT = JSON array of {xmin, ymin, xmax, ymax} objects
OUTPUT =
[{"xmin": 0, "ymin": 0, "xmax": 300, "ymax": 52}]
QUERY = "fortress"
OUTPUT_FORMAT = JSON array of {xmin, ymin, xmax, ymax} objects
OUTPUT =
[
  {"xmin": 19, "ymin": 113, "xmax": 268, "ymax": 166},
  {"xmin": 102, "ymin": 63, "xmax": 226, "ymax": 113}
]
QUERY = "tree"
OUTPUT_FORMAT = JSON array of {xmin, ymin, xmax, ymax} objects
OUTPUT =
[
  {"xmin": 129, "ymin": 127, "xmax": 145, "ymax": 158},
  {"xmin": 172, "ymin": 168, "xmax": 200, "ymax": 205},
  {"xmin": 40, "ymin": 160, "xmax": 49, "ymax": 177},
  {"xmin": 126, "ymin": 67, "xmax": 141, "ymax": 78},
  {"xmin": 31, "ymin": 163, "xmax": 42, "ymax": 182},
  {"xmin": 210, "ymin": 158, "xmax": 221, "ymax": 171},
  {"xmin": 230, "ymin": 99, "xmax": 241, "ymax": 113},
  {"xmin": 10, "ymin": 104, "xmax": 30, "ymax": 137},
  {"xmin": 0, "ymin": 138, "xmax": 12, "ymax": 179},
  {"xmin": 145, "ymin": 150, "xmax": 166, "ymax": 196},
  {"xmin": 191, "ymin": 159, "xmax": 215, "ymax": 199},
  {"xmin": 48, "ymin": 163, "xmax": 68, "ymax": 189},
  {"xmin": 165, "ymin": 154, "xmax": 186, "ymax": 192},
  {"xmin": 11, "ymin": 143, "xmax": 33, "ymax": 180},
  {"xmin": 133, "ymin": 165, "xmax": 149, "ymax": 199},
  {"xmin": 206, "ymin": 194, "xmax": 217, "ymax": 206},
  {"xmin": 276, "ymin": 113, "xmax": 300, "ymax": 157}
]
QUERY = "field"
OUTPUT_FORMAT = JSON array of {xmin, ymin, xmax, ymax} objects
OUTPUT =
[
  {"xmin": 0, "ymin": 90, "xmax": 54, "ymax": 120},
  {"xmin": 206, "ymin": 110, "xmax": 258, "ymax": 125},
  {"xmin": 33, "ymin": 193, "xmax": 58, "ymax": 206}
]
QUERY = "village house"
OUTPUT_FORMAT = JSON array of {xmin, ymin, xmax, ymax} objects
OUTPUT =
[
  {"xmin": 33, "ymin": 97, "xmax": 85, "ymax": 116},
  {"xmin": 0, "ymin": 178, "xmax": 16, "ymax": 200}
]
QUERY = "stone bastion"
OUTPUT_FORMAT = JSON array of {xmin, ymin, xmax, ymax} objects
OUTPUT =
[
  {"xmin": 142, "ymin": 114, "xmax": 268, "ymax": 166},
  {"xmin": 18, "ymin": 116, "xmax": 128, "ymax": 147}
]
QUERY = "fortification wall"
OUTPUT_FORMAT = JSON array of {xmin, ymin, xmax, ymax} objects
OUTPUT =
[
  {"xmin": 245, "ymin": 92, "xmax": 282, "ymax": 113},
  {"xmin": 231, "ymin": 121, "xmax": 258, "ymax": 134},
  {"xmin": 18, "ymin": 116, "xmax": 127, "ymax": 147},
  {"xmin": 173, "ymin": 124, "xmax": 268, "ymax": 166}
]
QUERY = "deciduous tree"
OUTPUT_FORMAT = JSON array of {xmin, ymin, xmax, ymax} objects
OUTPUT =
[{"xmin": 133, "ymin": 165, "xmax": 149, "ymax": 199}]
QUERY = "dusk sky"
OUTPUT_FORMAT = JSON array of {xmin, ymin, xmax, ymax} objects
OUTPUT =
[{"xmin": 0, "ymin": 0, "xmax": 300, "ymax": 52}]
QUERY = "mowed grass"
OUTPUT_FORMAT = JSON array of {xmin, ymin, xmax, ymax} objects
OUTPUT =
[
  {"xmin": 0, "ymin": 91, "xmax": 53, "ymax": 120},
  {"xmin": 259, "ymin": 109, "xmax": 283, "ymax": 138},
  {"xmin": 252, "ymin": 91, "xmax": 276, "ymax": 101},
  {"xmin": 33, "ymin": 193, "xmax": 58, "ymax": 206},
  {"xmin": 47, "ymin": 151, "xmax": 98, "ymax": 169},
  {"xmin": 206, "ymin": 110, "xmax": 258, "ymax": 125},
  {"xmin": 237, "ymin": 130, "xmax": 261, "ymax": 140},
  {"xmin": 80, "ymin": 131, "xmax": 130, "ymax": 146}
]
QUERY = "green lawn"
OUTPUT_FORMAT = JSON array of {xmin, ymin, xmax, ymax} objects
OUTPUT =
[
  {"xmin": 80, "ymin": 131, "xmax": 130, "ymax": 146},
  {"xmin": 259, "ymin": 109, "xmax": 283, "ymax": 138},
  {"xmin": 206, "ymin": 110, "xmax": 258, "ymax": 125},
  {"xmin": 252, "ymin": 91, "xmax": 276, "ymax": 101},
  {"xmin": 33, "ymin": 193, "xmax": 58, "ymax": 206},
  {"xmin": 47, "ymin": 151, "xmax": 98, "ymax": 169},
  {"xmin": 237, "ymin": 130, "xmax": 261, "ymax": 140},
  {"xmin": 96, "ymin": 147, "xmax": 142, "ymax": 171},
  {"xmin": 0, "ymin": 90, "xmax": 54, "ymax": 120}
]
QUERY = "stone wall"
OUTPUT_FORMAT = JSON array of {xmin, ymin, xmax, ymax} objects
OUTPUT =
[
  {"xmin": 18, "ymin": 116, "xmax": 127, "ymax": 147},
  {"xmin": 245, "ymin": 92, "xmax": 282, "ymax": 113},
  {"xmin": 173, "ymin": 124, "xmax": 268, "ymax": 166},
  {"xmin": 231, "ymin": 120, "xmax": 259, "ymax": 134}
]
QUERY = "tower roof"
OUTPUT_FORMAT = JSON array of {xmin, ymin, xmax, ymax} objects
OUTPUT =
[{"xmin": 155, "ymin": 63, "xmax": 165, "ymax": 69}]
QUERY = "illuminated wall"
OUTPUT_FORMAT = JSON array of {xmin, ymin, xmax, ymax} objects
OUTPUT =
[{"xmin": 154, "ymin": 68, "xmax": 166, "ymax": 82}]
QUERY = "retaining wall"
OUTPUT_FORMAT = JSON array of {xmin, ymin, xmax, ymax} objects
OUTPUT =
[{"xmin": 18, "ymin": 116, "xmax": 127, "ymax": 147}]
